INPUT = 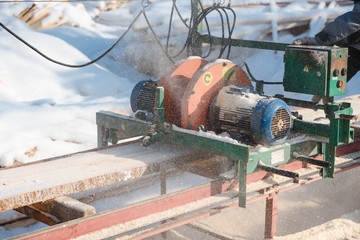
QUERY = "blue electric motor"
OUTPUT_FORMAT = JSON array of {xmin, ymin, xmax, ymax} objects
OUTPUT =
[
  {"xmin": 209, "ymin": 86, "xmax": 292, "ymax": 145},
  {"xmin": 130, "ymin": 79, "xmax": 157, "ymax": 113}
]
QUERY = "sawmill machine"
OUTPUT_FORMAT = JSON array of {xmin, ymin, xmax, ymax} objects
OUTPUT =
[{"xmin": 96, "ymin": 42, "xmax": 355, "ymax": 207}]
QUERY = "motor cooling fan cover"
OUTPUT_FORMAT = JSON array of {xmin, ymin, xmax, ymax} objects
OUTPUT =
[{"xmin": 251, "ymin": 97, "xmax": 292, "ymax": 145}]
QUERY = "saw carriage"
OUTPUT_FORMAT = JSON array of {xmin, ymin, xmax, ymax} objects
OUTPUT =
[{"xmin": 97, "ymin": 41, "xmax": 355, "ymax": 207}]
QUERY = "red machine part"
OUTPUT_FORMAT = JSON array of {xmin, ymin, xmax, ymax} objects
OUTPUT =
[
  {"xmin": 180, "ymin": 59, "xmax": 252, "ymax": 130},
  {"xmin": 158, "ymin": 57, "xmax": 208, "ymax": 126}
]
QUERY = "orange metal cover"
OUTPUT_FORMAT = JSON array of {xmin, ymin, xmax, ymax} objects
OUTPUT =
[
  {"xmin": 158, "ymin": 57, "xmax": 208, "ymax": 126},
  {"xmin": 180, "ymin": 59, "xmax": 251, "ymax": 130}
]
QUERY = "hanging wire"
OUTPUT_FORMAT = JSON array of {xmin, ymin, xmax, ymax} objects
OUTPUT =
[
  {"xmin": 0, "ymin": 9, "xmax": 144, "ymax": 68},
  {"xmin": 185, "ymin": 0, "xmax": 237, "ymax": 59},
  {"xmin": 0, "ymin": 0, "xmax": 245, "ymax": 68},
  {"xmin": 227, "ymin": 61, "xmax": 283, "ymax": 85}
]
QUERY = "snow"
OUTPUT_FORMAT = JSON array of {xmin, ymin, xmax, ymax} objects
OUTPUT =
[
  {"xmin": 0, "ymin": 2, "xmax": 151, "ymax": 166},
  {"xmin": 0, "ymin": 0, "xmax": 359, "ymax": 239}
]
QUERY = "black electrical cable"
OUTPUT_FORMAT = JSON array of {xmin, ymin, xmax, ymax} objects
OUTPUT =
[
  {"xmin": 165, "ymin": 0, "xmax": 201, "ymax": 59},
  {"xmin": 165, "ymin": 0, "xmax": 176, "ymax": 54},
  {"xmin": 186, "ymin": 0, "xmax": 236, "ymax": 59},
  {"xmin": 164, "ymin": 0, "xmax": 192, "ymax": 58},
  {"xmin": 227, "ymin": 61, "xmax": 283, "ymax": 85},
  {"xmin": 174, "ymin": 2, "xmax": 189, "ymax": 29},
  {"xmin": 243, "ymin": 62, "xmax": 283, "ymax": 84},
  {"xmin": 188, "ymin": 0, "xmax": 214, "ymax": 58},
  {"xmin": 0, "ymin": 10, "xmax": 144, "ymax": 68},
  {"xmin": 0, "ymin": 0, "xmax": 252, "ymax": 69},
  {"xmin": 221, "ymin": 6, "xmax": 236, "ymax": 59},
  {"xmin": 142, "ymin": 10, "xmax": 175, "ymax": 64}
]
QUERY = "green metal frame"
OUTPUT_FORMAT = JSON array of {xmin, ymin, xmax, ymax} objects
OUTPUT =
[
  {"xmin": 96, "ymin": 87, "xmax": 351, "ymax": 207},
  {"xmin": 193, "ymin": 26, "xmax": 355, "ymax": 179},
  {"xmin": 96, "ymin": 7, "xmax": 355, "ymax": 207}
]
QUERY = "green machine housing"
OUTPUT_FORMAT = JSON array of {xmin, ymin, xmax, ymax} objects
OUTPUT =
[
  {"xmin": 284, "ymin": 46, "xmax": 348, "ymax": 97},
  {"xmin": 96, "ymin": 38, "xmax": 356, "ymax": 208}
]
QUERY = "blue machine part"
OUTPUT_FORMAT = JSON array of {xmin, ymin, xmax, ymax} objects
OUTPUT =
[
  {"xmin": 209, "ymin": 86, "xmax": 292, "ymax": 146},
  {"xmin": 251, "ymin": 97, "xmax": 292, "ymax": 145},
  {"xmin": 130, "ymin": 80, "xmax": 157, "ymax": 113}
]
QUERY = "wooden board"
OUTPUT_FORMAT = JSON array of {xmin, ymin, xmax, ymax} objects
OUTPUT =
[{"xmin": 0, "ymin": 142, "xmax": 201, "ymax": 213}]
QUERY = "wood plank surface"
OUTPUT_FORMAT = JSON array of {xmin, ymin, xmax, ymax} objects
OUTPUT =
[{"xmin": 0, "ymin": 142, "xmax": 200, "ymax": 212}]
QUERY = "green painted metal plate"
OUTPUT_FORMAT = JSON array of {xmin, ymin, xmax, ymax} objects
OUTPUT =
[
  {"xmin": 248, "ymin": 140, "xmax": 321, "ymax": 174},
  {"xmin": 284, "ymin": 46, "xmax": 348, "ymax": 97}
]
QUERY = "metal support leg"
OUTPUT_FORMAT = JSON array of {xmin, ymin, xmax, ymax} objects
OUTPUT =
[
  {"xmin": 160, "ymin": 170, "xmax": 167, "ymax": 239},
  {"xmin": 265, "ymin": 192, "xmax": 278, "ymax": 239},
  {"xmin": 160, "ymin": 170, "xmax": 167, "ymax": 195},
  {"xmin": 238, "ymin": 158, "xmax": 247, "ymax": 208},
  {"xmin": 323, "ymin": 144, "xmax": 336, "ymax": 178},
  {"xmin": 97, "ymin": 125, "xmax": 108, "ymax": 148}
]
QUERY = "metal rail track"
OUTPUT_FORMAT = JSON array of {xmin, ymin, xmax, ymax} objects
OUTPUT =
[{"xmin": 5, "ymin": 141, "xmax": 360, "ymax": 240}]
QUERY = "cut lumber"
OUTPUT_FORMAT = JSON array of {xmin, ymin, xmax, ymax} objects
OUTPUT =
[{"xmin": 0, "ymin": 142, "xmax": 203, "ymax": 213}]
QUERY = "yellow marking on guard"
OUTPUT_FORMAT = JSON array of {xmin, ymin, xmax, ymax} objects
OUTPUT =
[
  {"xmin": 223, "ymin": 66, "xmax": 237, "ymax": 81},
  {"xmin": 203, "ymin": 72, "xmax": 213, "ymax": 86},
  {"xmin": 303, "ymin": 66, "xmax": 309, "ymax": 72}
]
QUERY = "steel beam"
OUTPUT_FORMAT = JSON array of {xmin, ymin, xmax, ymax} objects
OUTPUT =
[{"xmin": 197, "ymin": 35, "xmax": 289, "ymax": 51}]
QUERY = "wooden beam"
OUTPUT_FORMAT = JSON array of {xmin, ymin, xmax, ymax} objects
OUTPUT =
[
  {"xmin": 32, "ymin": 197, "xmax": 96, "ymax": 223},
  {"xmin": 15, "ymin": 197, "xmax": 96, "ymax": 226},
  {"xmin": 15, "ymin": 206, "xmax": 60, "ymax": 226}
]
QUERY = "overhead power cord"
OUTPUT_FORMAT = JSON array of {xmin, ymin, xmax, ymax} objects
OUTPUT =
[
  {"xmin": 227, "ymin": 61, "xmax": 283, "ymax": 85},
  {"xmin": 0, "ymin": 0, "xmax": 254, "ymax": 69},
  {"xmin": 147, "ymin": 0, "xmax": 237, "ymax": 62},
  {"xmin": 0, "ymin": 10, "xmax": 144, "ymax": 68},
  {"xmin": 242, "ymin": 62, "xmax": 283, "ymax": 84},
  {"xmin": 188, "ymin": 0, "xmax": 237, "ymax": 59},
  {"xmin": 142, "ymin": 10, "xmax": 175, "ymax": 64},
  {"xmin": 226, "ymin": 62, "xmax": 283, "ymax": 85}
]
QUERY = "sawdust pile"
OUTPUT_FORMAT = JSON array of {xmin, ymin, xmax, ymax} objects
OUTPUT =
[{"xmin": 275, "ymin": 217, "xmax": 360, "ymax": 240}]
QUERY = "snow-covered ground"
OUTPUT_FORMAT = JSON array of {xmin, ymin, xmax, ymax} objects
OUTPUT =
[
  {"xmin": 0, "ymin": 0, "xmax": 358, "ymax": 167},
  {"xmin": 0, "ymin": 0, "xmax": 359, "ymax": 239}
]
